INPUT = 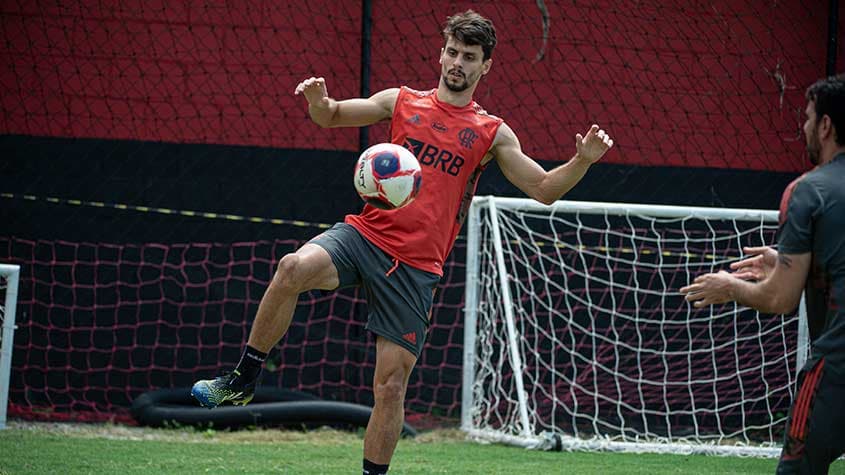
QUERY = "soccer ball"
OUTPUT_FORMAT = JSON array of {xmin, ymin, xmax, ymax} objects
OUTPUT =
[{"xmin": 354, "ymin": 143, "xmax": 422, "ymax": 210}]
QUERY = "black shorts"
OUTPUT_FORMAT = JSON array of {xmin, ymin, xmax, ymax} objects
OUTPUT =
[
  {"xmin": 777, "ymin": 357, "xmax": 845, "ymax": 474},
  {"xmin": 308, "ymin": 223, "xmax": 440, "ymax": 357}
]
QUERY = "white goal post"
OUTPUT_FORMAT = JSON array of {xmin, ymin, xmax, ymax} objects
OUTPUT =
[
  {"xmin": 462, "ymin": 196, "xmax": 809, "ymax": 457},
  {"xmin": 0, "ymin": 264, "xmax": 20, "ymax": 430}
]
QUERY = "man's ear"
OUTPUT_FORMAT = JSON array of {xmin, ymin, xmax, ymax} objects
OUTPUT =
[
  {"xmin": 482, "ymin": 58, "xmax": 493, "ymax": 75},
  {"xmin": 820, "ymin": 115, "xmax": 833, "ymax": 140},
  {"xmin": 439, "ymin": 48, "xmax": 443, "ymax": 65}
]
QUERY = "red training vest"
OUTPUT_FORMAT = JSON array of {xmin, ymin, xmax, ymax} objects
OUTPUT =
[{"xmin": 346, "ymin": 86, "xmax": 503, "ymax": 275}]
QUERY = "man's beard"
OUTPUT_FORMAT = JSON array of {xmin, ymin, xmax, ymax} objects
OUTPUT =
[
  {"xmin": 806, "ymin": 126, "xmax": 821, "ymax": 165},
  {"xmin": 443, "ymin": 71, "xmax": 469, "ymax": 92}
]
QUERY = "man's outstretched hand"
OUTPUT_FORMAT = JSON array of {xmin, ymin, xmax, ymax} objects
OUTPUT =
[
  {"xmin": 294, "ymin": 77, "xmax": 330, "ymax": 109},
  {"xmin": 680, "ymin": 271, "xmax": 737, "ymax": 308},
  {"xmin": 575, "ymin": 124, "xmax": 614, "ymax": 164},
  {"xmin": 730, "ymin": 246, "xmax": 778, "ymax": 282}
]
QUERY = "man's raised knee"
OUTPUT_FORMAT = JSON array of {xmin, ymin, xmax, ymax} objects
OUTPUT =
[{"xmin": 272, "ymin": 253, "xmax": 304, "ymax": 293}]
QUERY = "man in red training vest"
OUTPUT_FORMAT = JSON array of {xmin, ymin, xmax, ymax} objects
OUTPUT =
[{"xmin": 193, "ymin": 10, "xmax": 613, "ymax": 474}]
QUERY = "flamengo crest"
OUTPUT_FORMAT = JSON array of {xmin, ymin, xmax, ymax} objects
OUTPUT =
[{"xmin": 458, "ymin": 128, "xmax": 479, "ymax": 149}]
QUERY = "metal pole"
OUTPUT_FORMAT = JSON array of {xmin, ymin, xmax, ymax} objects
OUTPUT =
[
  {"xmin": 797, "ymin": 294, "xmax": 809, "ymax": 373},
  {"xmin": 359, "ymin": 0, "xmax": 373, "ymax": 151},
  {"xmin": 487, "ymin": 200, "xmax": 533, "ymax": 438},
  {"xmin": 461, "ymin": 199, "xmax": 483, "ymax": 431},
  {"xmin": 0, "ymin": 264, "xmax": 21, "ymax": 430},
  {"xmin": 474, "ymin": 196, "xmax": 779, "ymax": 222},
  {"xmin": 828, "ymin": 0, "xmax": 840, "ymax": 75}
]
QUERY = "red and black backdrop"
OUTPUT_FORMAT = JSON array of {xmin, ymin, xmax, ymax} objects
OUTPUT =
[{"xmin": 0, "ymin": 1, "xmax": 841, "ymax": 424}]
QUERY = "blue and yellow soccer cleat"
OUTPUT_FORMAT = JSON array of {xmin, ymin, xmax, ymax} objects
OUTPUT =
[{"xmin": 191, "ymin": 370, "xmax": 256, "ymax": 408}]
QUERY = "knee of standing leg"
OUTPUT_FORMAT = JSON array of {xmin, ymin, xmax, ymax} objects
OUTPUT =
[
  {"xmin": 374, "ymin": 373, "xmax": 407, "ymax": 404},
  {"xmin": 272, "ymin": 253, "xmax": 302, "ymax": 293}
]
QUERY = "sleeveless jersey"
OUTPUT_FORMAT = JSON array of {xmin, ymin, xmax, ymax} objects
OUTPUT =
[{"xmin": 345, "ymin": 86, "xmax": 503, "ymax": 275}]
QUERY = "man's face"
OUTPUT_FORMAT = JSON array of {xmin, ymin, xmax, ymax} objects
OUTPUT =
[
  {"xmin": 803, "ymin": 101, "xmax": 821, "ymax": 165},
  {"xmin": 439, "ymin": 37, "xmax": 490, "ymax": 93}
]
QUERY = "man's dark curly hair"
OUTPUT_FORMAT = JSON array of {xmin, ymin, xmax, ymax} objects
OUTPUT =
[
  {"xmin": 442, "ymin": 10, "xmax": 497, "ymax": 61},
  {"xmin": 805, "ymin": 74, "xmax": 845, "ymax": 146}
]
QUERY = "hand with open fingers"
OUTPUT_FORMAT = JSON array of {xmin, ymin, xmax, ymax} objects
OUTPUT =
[
  {"xmin": 730, "ymin": 246, "xmax": 777, "ymax": 282},
  {"xmin": 679, "ymin": 271, "xmax": 737, "ymax": 308},
  {"xmin": 575, "ymin": 124, "xmax": 614, "ymax": 164},
  {"xmin": 294, "ymin": 76, "xmax": 330, "ymax": 109}
]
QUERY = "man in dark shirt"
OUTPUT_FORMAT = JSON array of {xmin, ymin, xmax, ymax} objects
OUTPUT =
[{"xmin": 681, "ymin": 74, "xmax": 845, "ymax": 474}]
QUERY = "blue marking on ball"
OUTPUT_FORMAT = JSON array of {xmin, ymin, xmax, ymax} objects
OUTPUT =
[{"xmin": 372, "ymin": 152, "xmax": 400, "ymax": 178}]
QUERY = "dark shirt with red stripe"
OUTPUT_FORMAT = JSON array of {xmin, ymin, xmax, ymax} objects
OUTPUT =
[{"xmin": 777, "ymin": 153, "xmax": 845, "ymax": 376}]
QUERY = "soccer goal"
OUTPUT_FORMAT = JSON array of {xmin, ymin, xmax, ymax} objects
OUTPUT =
[
  {"xmin": 461, "ymin": 196, "xmax": 809, "ymax": 457},
  {"xmin": 0, "ymin": 264, "xmax": 20, "ymax": 430}
]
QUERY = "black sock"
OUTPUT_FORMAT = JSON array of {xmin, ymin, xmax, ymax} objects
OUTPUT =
[
  {"xmin": 232, "ymin": 345, "xmax": 267, "ymax": 384},
  {"xmin": 363, "ymin": 458, "xmax": 389, "ymax": 475}
]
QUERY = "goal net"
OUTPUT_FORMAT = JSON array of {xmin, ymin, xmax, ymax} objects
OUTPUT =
[
  {"xmin": 462, "ymin": 196, "xmax": 808, "ymax": 456},
  {"xmin": 0, "ymin": 264, "xmax": 21, "ymax": 430}
]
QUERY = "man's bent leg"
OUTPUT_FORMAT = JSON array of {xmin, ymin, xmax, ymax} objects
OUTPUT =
[
  {"xmin": 247, "ymin": 243, "xmax": 339, "ymax": 352},
  {"xmin": 364, "ymin": 336, "xmax": 417, "ymax": 466},
  {"xmin": 192, "ymin": 243, "xmax": 339, "ymax": 408}
]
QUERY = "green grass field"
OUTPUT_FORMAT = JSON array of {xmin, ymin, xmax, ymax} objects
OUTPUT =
[{"xmin": 1, "ymin": 422, "xmax": 843, "ymax": 474}]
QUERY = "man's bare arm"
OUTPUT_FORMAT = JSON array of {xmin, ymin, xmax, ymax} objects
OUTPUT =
[
  {"xmin": 681, "ymin": 252, "xmax": 810, "ymax": 314},
  {"xmin": 733, "ymin": 253, "xmax": 810, "ymax": 313},
  {"xmin": 491, "ymin": 123, "xmax": 612, "ymax": 205},
  {"xmin": 294, "ymin": 77, "xmax": 398, "ymax": 128}
]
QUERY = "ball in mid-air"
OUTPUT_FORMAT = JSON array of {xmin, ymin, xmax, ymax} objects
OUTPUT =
[{"xmin": 354, "ymin": 143, "xmax": 422, "ymax": 210}]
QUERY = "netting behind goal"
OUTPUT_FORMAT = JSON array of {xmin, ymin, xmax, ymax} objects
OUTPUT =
[
  {"xmin": 0, "ymin": 237, "xmax": 467, "ymax": 427},
  {"xmin": 462, "ymin": 197, "xmax": 807, "ymax": 456}
]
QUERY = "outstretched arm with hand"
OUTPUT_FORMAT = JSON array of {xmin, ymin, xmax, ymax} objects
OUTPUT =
[
  {"xmin": 294, "ymin": 76, "xmax": 398, "ymax": 128},
  {"xmin": 730, "ymin": 246, "xmax": 778, "ymax": 281},
  {"xmin": 680, "ymin": 251, "xmax": 810, "ymax": 314},
  {"xmin": 493, "ymin": 124, "xmax": 614, "ymax": 205}
]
